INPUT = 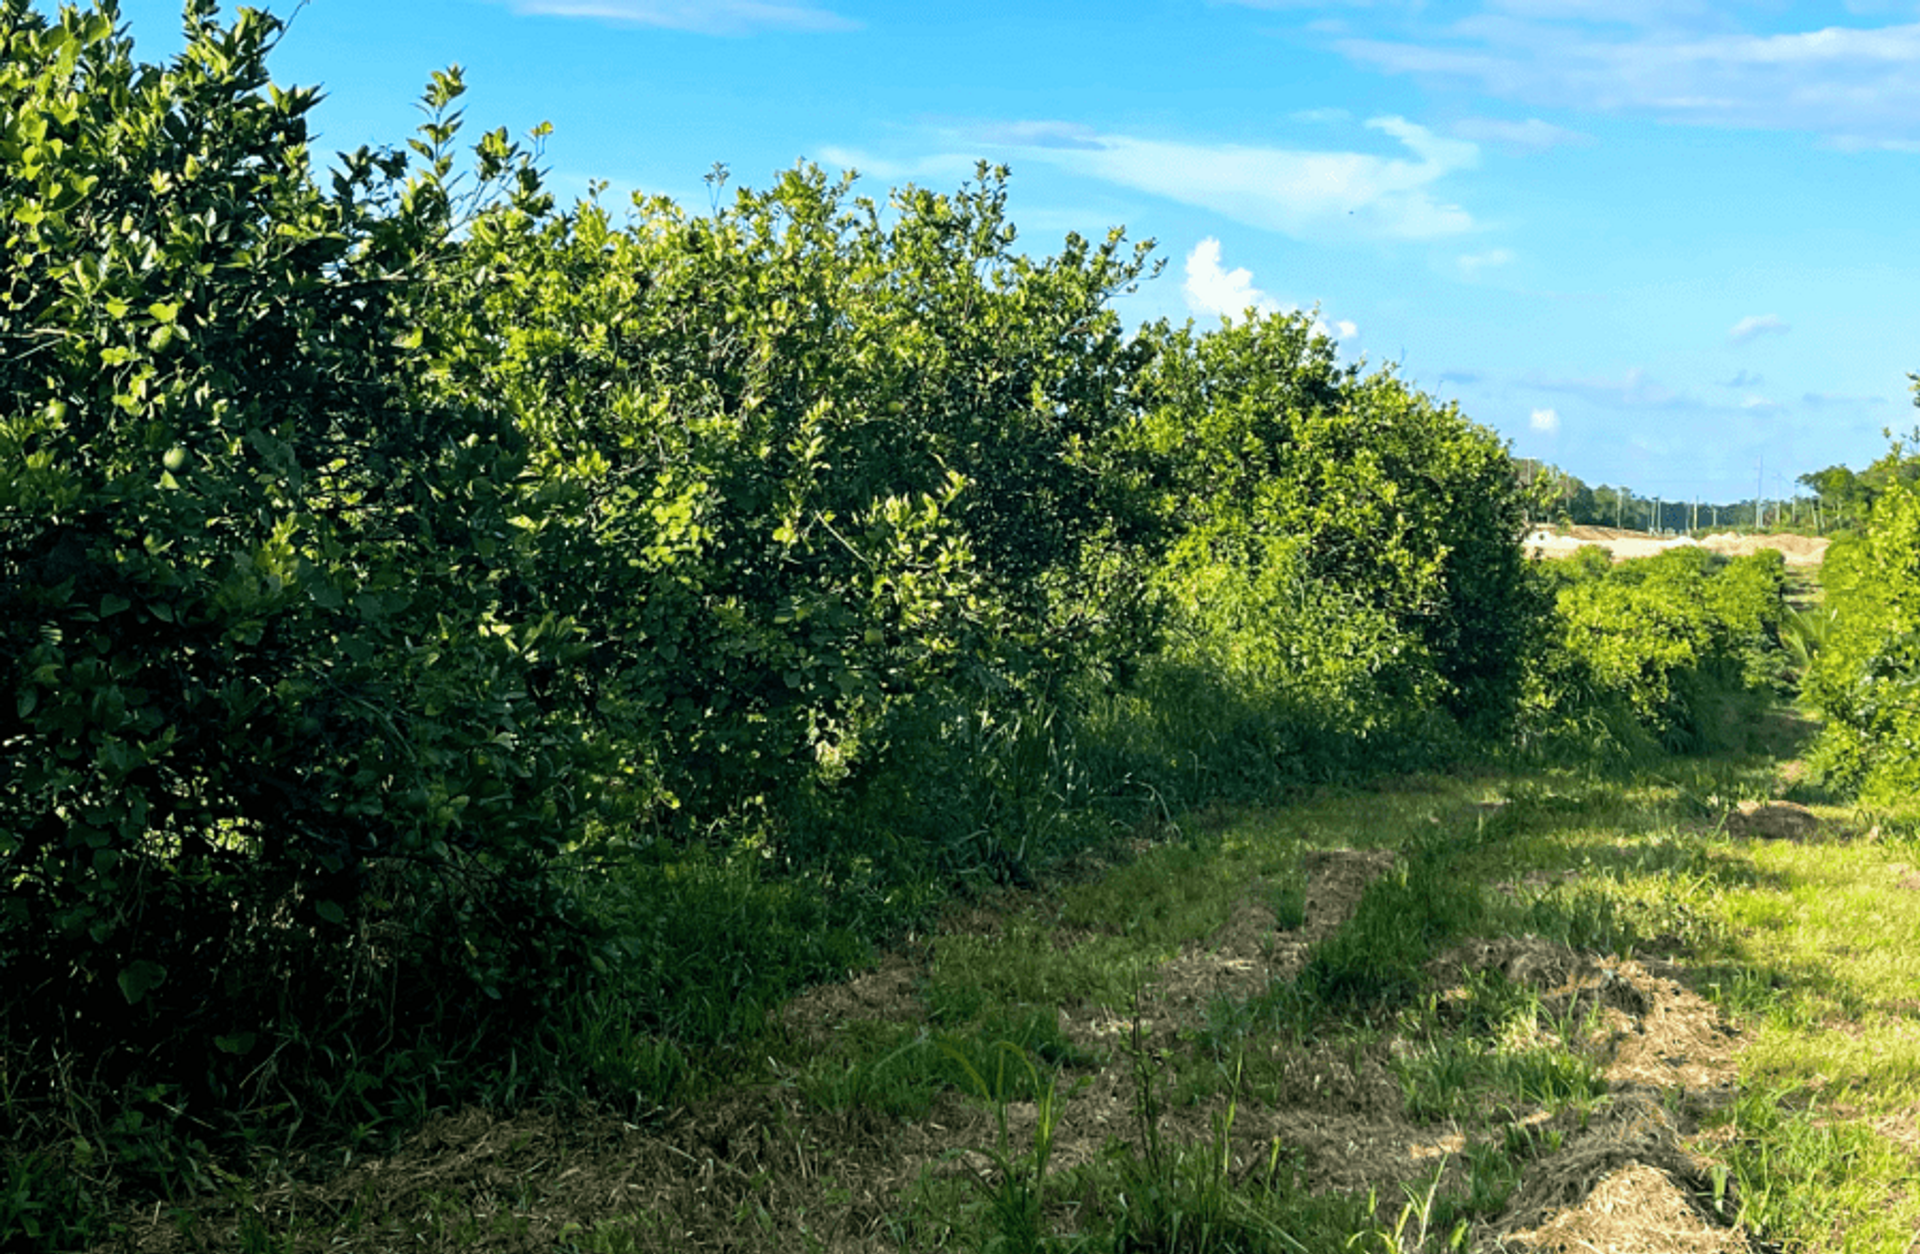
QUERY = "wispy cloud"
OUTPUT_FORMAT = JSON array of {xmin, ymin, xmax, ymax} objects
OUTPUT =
[
  {"xmin": 1823, "ymin": 135, "xmax": 1920, "ymax": 154},
  {"xmin": 958, "ymin": 115, "xmax": 1480, "ymax": 241},
  {"xmin": 1720, "ymin": 369, "xmax": 1764, "ymax": 388},
  {"xmin": 1530, "ymin": 406, "xmax": 1561, "ymax": 433},
  {"xmin": 1458, "ymin": 247, "xmax": 1514, "ymax": 274},
  {"xmin": 1728, "ymin": 313, "xmax": 1790, "ymax": 343},
  {"xmin": 1532, "ymin": 367, "xmax": 1691, "ymax": 409},
  {"xmin": 1331, "ymin": 12, "xmax": 1920, "ymax": 143},
  {"xmin": 961, "ymin": 120, "xmax": 1105, "ymax": 150},
  {"xmin": 1802, "ymin": 390, "xmax": 1891, "ymax": 407},
  {"xmin": 1449, "ymin": 116, "xmax": 1593, "ymax": 151},
  {"xmin": 501, "ymin": 0, "xmax": 856, "ymax": 35},
  {"xmin": 816, "ymin": 146, "xmax": 978, "ymax": 181}
]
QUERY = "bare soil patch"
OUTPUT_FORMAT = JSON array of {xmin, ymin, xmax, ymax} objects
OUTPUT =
[{"xmin": 784, "ymin": 952, "xmax": 924, "ymax": 1043}]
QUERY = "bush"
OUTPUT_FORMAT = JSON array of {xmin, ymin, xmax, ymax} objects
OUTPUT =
[
  {"xmin": 442, "ymin": 161, "xmax": 1160, "ymax": 861},
  {"xmin": 1806, "ymin": 431, "xmax": 1920, "ymax": 803},
  {"xmin": 1129, "ymin": 313, "xmax": 1539, "ymax": 737},
  {"xmin": 0, "ymin": 1, "xmax": 601, "ymax": 1175},
  {"xmin": 1521, "ymin": 547, "xmax": 1789, "ymax": 757}
]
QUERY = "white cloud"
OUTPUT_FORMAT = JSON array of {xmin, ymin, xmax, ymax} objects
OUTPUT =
[
  {"xmin": 1182, "ymin": 239, "xmax": 1359, "ymax": 345},
  {"xmin": 1530, "ymin": 406, "xmax": 1561, "ymax": 433},
  {"xmin": 1740, "ymin": 395, "xmax": 1783, "ymax": 412},
  {"xmin": 1334, "ymin": 15, "xmax": 1920, "ymax": 143},
  {"xmin": 1728, "ymin": 313, "xmax": 1790, "ymax": 343},
  {"xmin": 1458, "ymin": 247, "xmax": 1514, "ymax": 274},
  {"xmin": 1449, "ymin": 117, "xmax": 1593, "ymax": 151},
  {"xmin": 1184, "ymin": 238, "xmax": 1279, "ymax": 319},
  {"xmin": 975, "ymin": 115, "xmax": 1480, "ymax": 241},
  {"xmin": 816, "ymin": 146, "xmax": 978, "ymax": 182},
  {"xmin": 503, "ymin": 0, "xmax": 856, "ymax": 34}
]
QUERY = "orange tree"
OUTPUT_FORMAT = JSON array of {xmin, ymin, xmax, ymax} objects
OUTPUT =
[
  {"xmin": 1123, "ymin": 311, "xmax": 1538, "ymax": 772},
  {"xmin": 0, "ymin": 0, "xmax": 597, "ymax": 1138},
  {"xmin": 439, "ymin": 163, "xmax": 1161, "ymax": 870}
]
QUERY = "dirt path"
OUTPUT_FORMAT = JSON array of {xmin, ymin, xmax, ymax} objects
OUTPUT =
[{"xmin": 112, "ymin": 756, "xmax": 1920, "ymax": 1253}]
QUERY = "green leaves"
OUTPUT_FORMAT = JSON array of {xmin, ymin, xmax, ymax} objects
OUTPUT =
[
  {"xmin": 116, "ymin": 959, "xmax": 166, "ymax": 1006},
  {"xmin": 1132, "ymin": 309, "xmax": 1537, "ymax": 737},
  {"xmin": 1, "ymin": 0, "xmax": 596, "ymax": 1103},
  {"xmin": 1807, "ymin": 436, "xmax": 1920, "ymax": 802}
]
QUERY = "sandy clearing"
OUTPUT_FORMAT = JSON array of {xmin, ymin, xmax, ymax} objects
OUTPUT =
[{"xmin": 1525, "ymin": 526, "xmax": 1828, "ymax": 566}]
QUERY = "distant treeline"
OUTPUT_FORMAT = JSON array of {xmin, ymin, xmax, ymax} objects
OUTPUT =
[{"xmin": 1516, "ymin": 452, "xmax": 1920, "ymax": 534}]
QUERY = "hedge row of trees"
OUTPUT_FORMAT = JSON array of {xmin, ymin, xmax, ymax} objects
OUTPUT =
[
  {"xmin": 0, "ymin": 0, "xmax": 1534, "ymax": 1122},
  {"xmin": 1806, "ymin": 431, "xmax": 1920, "ymax": 804},
  {"xmin": 1526, "ymin": 544, "xmax": 1790, "ymax": 758},
  {"xmin": 1518, "ymin": 461, "xmax": 1828, "ymax": 534},
  {"xmin": 0, "ymin": 3, "xmax": 1797, "ymax": 1223}
]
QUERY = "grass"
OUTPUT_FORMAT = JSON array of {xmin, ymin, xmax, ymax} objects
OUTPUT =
[{"xmin": 24, "ymin": 708, "xmax": 1920, "ymax": 1252}]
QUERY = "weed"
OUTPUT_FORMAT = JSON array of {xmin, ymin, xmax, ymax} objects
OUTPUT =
[{"xmin": 938, "ymin": 1041, "xmax": 1069, "ymax": 1254}]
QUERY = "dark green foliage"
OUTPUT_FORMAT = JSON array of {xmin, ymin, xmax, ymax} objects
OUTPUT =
[{"xmin": 0, "ymin": 0, "xmax": 597, "ymax": 1203}]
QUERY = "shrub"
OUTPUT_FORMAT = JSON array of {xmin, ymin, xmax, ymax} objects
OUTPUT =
[
  {"xmin": 0, "ymin": 1, "xmax": 596, "ymax": 1155},
  {"xmin": 1806, "ymin": 431, "xmax": 1920, "ymax": 803}
]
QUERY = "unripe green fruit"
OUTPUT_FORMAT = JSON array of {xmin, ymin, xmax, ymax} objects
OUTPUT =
[{"xmin": 163, "ymin": 447, "xmax": 187, "ymax": 471}]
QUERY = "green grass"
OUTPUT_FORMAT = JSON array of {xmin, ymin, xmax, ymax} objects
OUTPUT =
[
  {"xmin": 35, "ymin": 705, "xmax": 1920, "ymax": 1253},
  {"xmin": 1450, "ymin": 744, "xmax": 1920, "ymax": 1251}
]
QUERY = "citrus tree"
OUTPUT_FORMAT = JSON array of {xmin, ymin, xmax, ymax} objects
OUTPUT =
[{"xmin": 0, "ymin": 0, "xmax": 591, "ymax": 1107}]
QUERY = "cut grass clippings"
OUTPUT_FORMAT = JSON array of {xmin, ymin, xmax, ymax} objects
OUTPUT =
[{"xmin": 68, "ymin": 722, "xmax": 1920, "ymax": 1253}]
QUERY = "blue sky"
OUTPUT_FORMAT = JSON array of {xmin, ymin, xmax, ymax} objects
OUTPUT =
[{"xmin": 106, "ymin": 0, "xmax": 1920, "ymax": 501}]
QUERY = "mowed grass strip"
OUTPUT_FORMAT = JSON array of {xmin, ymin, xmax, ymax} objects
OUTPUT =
[
  {"xmin": 98, "ymin": 744, "xmax": 1920, "ymax": 1252},
  {"xmin": 1458, "ymin": 744, "xmax": 1920, "ymax": 1253}
]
